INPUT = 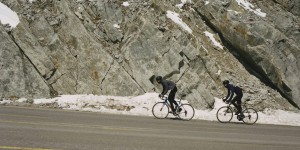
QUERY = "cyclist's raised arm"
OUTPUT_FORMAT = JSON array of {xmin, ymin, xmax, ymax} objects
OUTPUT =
[
  {"xmin": 161, "ymin": 80, "xmax": 168, "ymax": 95},
  {"xmin": 225, "ymin": 85, "xmax": 235, "ymax": 102}
]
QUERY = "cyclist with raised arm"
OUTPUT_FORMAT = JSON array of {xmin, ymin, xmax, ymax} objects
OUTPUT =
[
  {"xmin": 222, "ymin": 80, "xmax": 245, "ymax": 120},
  {"xmin": 156, "ymin": 76, "xmax": 180, "ymax": 115}
]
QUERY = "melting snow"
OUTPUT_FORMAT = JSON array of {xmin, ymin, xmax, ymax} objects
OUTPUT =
[
  {"xmin": 204, "ymin": 31, "xmax": 223, "ymax": 49},
  {"xmin": 113, "ymin": 24, "xmax": 120, "ymax": 29},
  {"xmin": 0, "ymin": 2, "xmax": 20, "ymax": 28},
  {"xmin": 122, "ymin": 2, "xmax": 130, "ymax": 7},
  {"xmin": 166, "ymin": 10, "xmax": 192, "ymax": 34},
  {"xmin": 236, "ymin": 0, "xmax": 266, "ymax": 17}
]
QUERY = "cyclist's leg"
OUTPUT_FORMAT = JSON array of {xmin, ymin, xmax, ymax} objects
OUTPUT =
[
  {"xmin": 237, "ymin": 94, "xmax": 244, "ymax": 117},
  {"xmin": 233, "ymin": 94, "xmax": 243, "ymax": 117},
  {"xmin": 231, "ymin": 96, "xmax": 241, "ymax": 115},
  {"xmin": 168, "ymin": 87, "xmax": 178, "ymax": 112},
  {"xmin": 168, "ymin": 101, "xmax": 176, "ymax": 113}
]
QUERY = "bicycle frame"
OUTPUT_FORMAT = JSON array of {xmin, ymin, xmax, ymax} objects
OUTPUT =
[
  {"xmin": 160, "ymin": 96, "xmax": 183, "ymax": 110},
  {"xmin": 224, "ymin": 100, "xmax": 250, "ymax": 111}
]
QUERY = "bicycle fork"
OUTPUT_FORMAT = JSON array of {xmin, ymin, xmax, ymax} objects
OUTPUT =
[{"xmin": 160, "ymin": 103, "xmax": 166, "ymax": 111}]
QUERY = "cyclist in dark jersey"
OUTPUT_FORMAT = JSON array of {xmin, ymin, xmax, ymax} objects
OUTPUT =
[
  {"xmin": 222, "ymin": 80, "xmax": 245, "ymax": 120},
  {"xmin": 156, "ymin": 76, "xmax": 179, "ymax": 114}
]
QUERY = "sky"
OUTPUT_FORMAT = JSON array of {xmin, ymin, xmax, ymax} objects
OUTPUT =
[{"xmin": 1, "ymin": 1, "xmax": 299, "ymax": 126}]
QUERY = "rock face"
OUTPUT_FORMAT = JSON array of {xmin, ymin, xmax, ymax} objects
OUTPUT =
[
  {"xmin": 193, "ymin": 0, "xmax": 300, "ymax": 108},
  {"xmin": 0, "ymin": 0, "xmax": 299, "ymax": 110}
]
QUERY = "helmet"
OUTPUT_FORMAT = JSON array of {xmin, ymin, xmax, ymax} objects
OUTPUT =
[
  {"xmin": 223, "ymin": 80, "xmax": 229, "ymax": 85},
  {"xmin": 156, "ymin": 76, "xmax": 162, "ymax": 83}
]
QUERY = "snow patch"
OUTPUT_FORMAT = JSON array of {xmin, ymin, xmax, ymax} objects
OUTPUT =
[
  {"xmin": 166, "ymin": 10, "xmax": 192, "ymax": 34},
  {"xmin": 28, "ymin": 0, "xmax": 37, "ymax": 3},
  {"xmin": 204, "ymin": 31, "xmax": 223, "ymax": 49},
  {"xmin": 236, "ymin": 0, "xmax": 266, "ymax": 17},
  {"xmin": 0, "ymin": 2, "xmax": 20, "ymax": 28},
  {"xmin": 122, "ymin": 2, "xmax": 130, "ymax": 7},
  {"xmin": 113, "ymin": 24, "xmax": 120, "ymax": 29},
  {"xmin": 216, "ymin": 70, "xmax": 222, "ymax": 76},
  {"xmin": 205, "ymin": 1, "xmax": 210, "ymax": 5}
]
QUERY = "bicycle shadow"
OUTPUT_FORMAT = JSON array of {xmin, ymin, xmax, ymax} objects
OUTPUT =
[
  {"xmin": 222, "ymin": 118, "xmax": 256, "ymax": 125},
  {"xmin": 226, "ymin": 121, "xmax": 244, "ymax": 125},
  {"xmin": 168, "ymin": 117, "xmax": 182, "ymax": 121},
  {"xmin": 166, "ymin": 116, "xmax": 189, "ymax": 121}
]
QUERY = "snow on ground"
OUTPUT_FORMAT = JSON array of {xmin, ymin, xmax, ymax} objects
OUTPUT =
[
  {"xmin": 236, "ymin": 0, "xmax": 266, "ymax": 17},
  {"xmin": 0, "ymin": 2, "xmax": 20, "ymax": 28},
  {"xmin": 166, "ymin": 10, "xmax": 193, "ymax": 34},
  {"xmin": 113, "ymin": 24, "xmax": 120, "ymax": 29},
  {"xmin": 205, "ymin": 1, "xmax": 210, "ymax": 5},
  {"xmin": 2, "ymin": 93, "xmax": 300, "ymax": 126},
  {"xmin": 122, "ymin": 2, "xmax": 130, "ymax": 7},
  {"xmin": 204, "ymin": 31, "xmax": 223, "ymax": 49},
  {"xmin": 28, "ymin": 0, "xmax": 37, "ymax": 3}
]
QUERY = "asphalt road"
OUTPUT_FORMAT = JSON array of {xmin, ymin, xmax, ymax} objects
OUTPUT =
[{"xmin": 0, "ymin": 106, "xmax": 300, "ymax": 150}]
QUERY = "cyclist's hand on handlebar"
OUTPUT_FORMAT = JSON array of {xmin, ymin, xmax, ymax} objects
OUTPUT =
[
  {"xmin": 223, "ymin": 99, "xmax": 230, "ymax": 104},
  {"xmin": 158, "ymin": 94, "xmax": 163, "ymax": 98}
]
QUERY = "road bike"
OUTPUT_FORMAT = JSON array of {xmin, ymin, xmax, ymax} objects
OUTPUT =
[
  {"xmin": 152, "ymin": 94, "xmax": 195, "ymax": 121},
  {"xmin": 216, "ymin": 99, "xmax": 258, "ymax": 125}
]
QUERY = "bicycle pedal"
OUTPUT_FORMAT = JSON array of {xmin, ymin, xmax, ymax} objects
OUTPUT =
[
  {"xmin": 237, "ymin": 115, "xmax": 245, "ymax": 121},
  {"xmin": 178, "ymin": 108, "xmax": 182, "ymax": 112}
]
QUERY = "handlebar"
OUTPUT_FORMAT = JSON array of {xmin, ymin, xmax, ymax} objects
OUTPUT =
[
  {"xmin": 159, "ymin": 95, "xmax": 168, "ymax": 100},
  {"xmin": 223, "ymin": 98, "xmax": 251, "ymax": 107}
]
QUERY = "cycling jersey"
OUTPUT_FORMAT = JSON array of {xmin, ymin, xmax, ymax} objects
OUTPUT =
[
  {"xmin": 160, "ymin": 79, "xmax": 176, "ymax": 95},
  {"xmin": 225, "ymin": 84, "xmax": 243, "ymax": 101}
]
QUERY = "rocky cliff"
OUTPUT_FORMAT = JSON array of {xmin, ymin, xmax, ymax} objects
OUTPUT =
[{"xmin": 0, "ymin": 0, "xmax": 299, "ymax": 110}]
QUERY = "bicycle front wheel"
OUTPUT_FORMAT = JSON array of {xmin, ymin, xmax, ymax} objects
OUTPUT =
[
  {"xmin": 242, "ymin": 108, "xmax": 258, "ymax": 125},
  {"xmin": 216, "ymin": 106, "xmax": 233, "ymax": 123},
  {"xmin": 152, "ymin": 102, "xmax": 169, "ymax": 119},
  {"xmin": 177, "ymin": 104, "xmax": 195, "ymax": 121}
]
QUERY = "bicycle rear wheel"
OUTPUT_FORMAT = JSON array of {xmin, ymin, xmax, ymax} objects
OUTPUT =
[
  {"xmin": 216, "ymin": 106, "xmax": 233, "ymax": 123},
  {"xmin": 242, "ymin": 108, "xmax": 258, "ymax": 125},
  {"xmin": 177, "ymin": 104, "xmax": 195, "ymax": 121},
  {"xmin": 152, "ymin": 102, "xmax": 169, "ymax": 119}
]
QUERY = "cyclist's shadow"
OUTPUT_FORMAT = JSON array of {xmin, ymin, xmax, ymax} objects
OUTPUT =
[
  {"xmin": 169, "ymin": 117, "xmax": 182, "ymax": 121},
  {"xmin": 225, "ymin": 117, "xmax": 247, "ymax": 125},
  {"xmin": 227, "ymin": 121, "xmax": 244, "ymax": 125},
  {"xmin": 166, "ymin": 115, "xmax": 185, "ymax": 121}
]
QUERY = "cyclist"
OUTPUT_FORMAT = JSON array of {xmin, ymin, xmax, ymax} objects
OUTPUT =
[
  {"xmin": 156, "ymin": 76, "xmax": 180, "ymax": 115},
  {"xmin": 222, "ymin": 80, "xmax": 245, "ymax": 120}
]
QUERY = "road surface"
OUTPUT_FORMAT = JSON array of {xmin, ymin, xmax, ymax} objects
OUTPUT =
[{"xmin": 0, "ymin": 106, "xmax": 300, "ymax": 150}]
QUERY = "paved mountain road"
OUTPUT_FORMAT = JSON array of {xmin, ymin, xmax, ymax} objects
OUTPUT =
[{"xmin": 0, "ymin": 106, "xmax": 300, "ymax": 150}]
